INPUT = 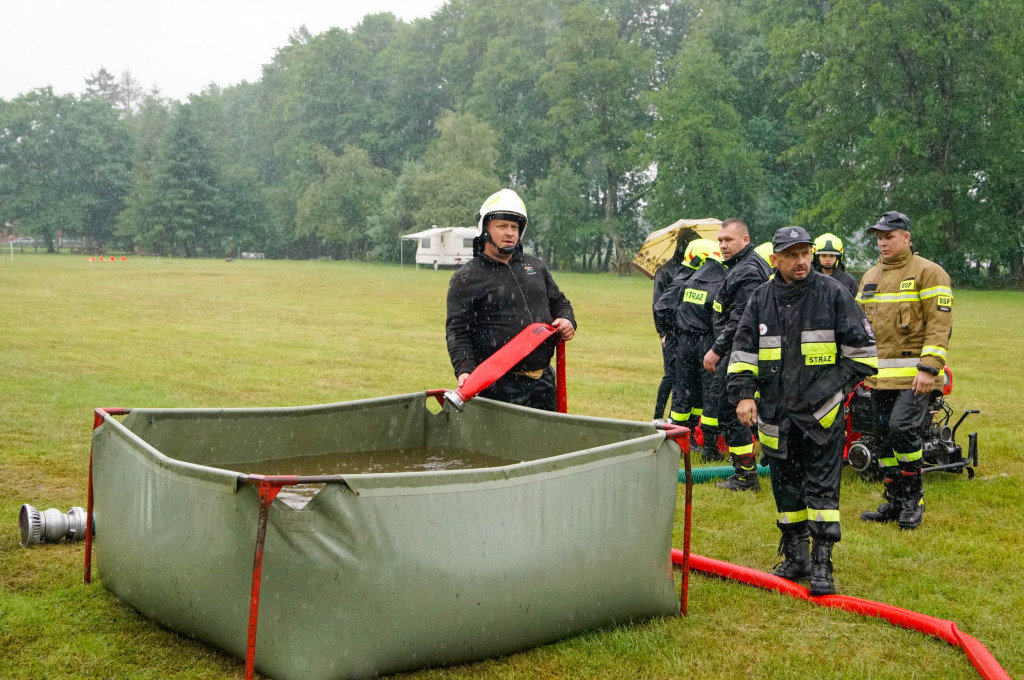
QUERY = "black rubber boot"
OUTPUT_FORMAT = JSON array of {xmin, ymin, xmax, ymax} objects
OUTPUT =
[
  {"xmin": 809, "ymin": 539, "xmax": 836, "ymax": 596},
  {"xmin": 897, "ymin": 463, "xmax": 925, "ymax": 530},
  {"xmin": 860, "ymin": 471, "xmax": 901, "ymax": 523},
  {"xmin": 715, "ymin": 454, "xmax": 759, "ymax": 491},
  {"xmin": 772, "ymin": 525, "xmax": 811, "ymax": 582},
  {"xmin": 701, "ymin": 427, "xmax": 724, "ymax": 463}
]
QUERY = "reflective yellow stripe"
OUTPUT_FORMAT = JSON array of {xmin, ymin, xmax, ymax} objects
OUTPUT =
[
  {"xmin": 801, "ymin": 342, "xmax": 837, "ymax": 355},
  {"xmin": 858, "ymin": 292, "xmax": 922, "ymax": 303},
  {"xmin": 920, "ymin": 286, "xmax": 952, "ymax": 299},
  {"xmin": 850, "ymin": 356, "xmax": 879, "ymax": 368},
  {"xmin": 877, "ymin": 366, "xmax": 919, "ymax": 379},
  {"xmin": 921, "ymin": 345, "xmax": 947, "ymax": 360},
  {"xmin": 758, "ymin": 430, "xmax": 779, "ymax": 449},
  {"xmin": 878, "ymin": 456, "xmax": 898, "ymax": 468},
  {"xmin": 727, "ymin": 361, "xmax": 759, "ymax": 376},
  {"xmin": 778, "ymin": 510, "xmax": 807, "ymax": 524},
  {"xmin": 729, "ymin": 443, "xmax": 754, "ymax": 455},
  {"xmin": 670, "ymin": 410, "xmax": 691, "ymax": 421},
  {"xmin": 807, "ymin": 509, "xmax": 841, "ymax": 523},
  {"xmin": 758, "ymin": 348, "xmax": 781, "ymax": 361},
  {"xmin": 818, "ymin": 402, "xmax": 841, "ymax": 429},
  {"xmin": 898, "ymin": 449, "xmax": 923, "ymax": 463},
  {"xmin": 701, "ymin": 416, "xmax": 719, "ymax": 427},
  {"xmin": 692, "ymin": 407, "xmax": 703, "ymax": 416}
]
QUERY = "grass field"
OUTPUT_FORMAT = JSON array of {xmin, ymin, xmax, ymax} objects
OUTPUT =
[{"xmin": 1, "ymin": 254, "xmax": 1022, "ymax": 680}]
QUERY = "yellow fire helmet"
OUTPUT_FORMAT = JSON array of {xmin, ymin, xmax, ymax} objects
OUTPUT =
[
  {"xmin": 813, "ymin": 232, "xmax": 844, "ymax": 256},
  {"xmin": 683, "ymin": 238, "xmax": 723, "ymax": 269},
  {"xmin": 753, "ymin": 241, "xmax": 774, "ymax": 264}
]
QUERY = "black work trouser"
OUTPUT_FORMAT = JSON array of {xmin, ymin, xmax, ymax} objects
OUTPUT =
[
  {"xmin": 671, "ymin": 332, "xmax": 714, "ymax": 426},
  {"xmin": 480, "ymin": 366, "xmax": 557, "ymax": 412},
  {"xmin": 769, "ymin": 419, "xmax": 845, "ymax": 542},
  {"xmin": 655, "ymin": 333, "xmax": 678, "ymax": 419},
  {"xmin": 870, "ymin": 388, "xmax": 930, "ymax": 469},
  {"xmin": 710, "ymin": 352, "xmax": 754, "ymax": 457}
]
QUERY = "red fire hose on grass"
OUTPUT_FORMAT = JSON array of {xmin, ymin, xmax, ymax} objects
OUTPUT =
[{"xmin": 670, "ymin": 550, "xmax": 1011, "ymax": 680}]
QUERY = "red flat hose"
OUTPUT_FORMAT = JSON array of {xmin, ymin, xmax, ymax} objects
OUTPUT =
[
  {"xmin": 444, "ymin": 323, "xmax": 563, "ymax": 411},
  {"xmin": 671, "ymin": 551, "xmax": 1011, "ymax": 680}
]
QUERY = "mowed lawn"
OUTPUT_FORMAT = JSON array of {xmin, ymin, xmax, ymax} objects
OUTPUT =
[{"xmin": 1, "ymin": 255, "xmax": 1022, "ymax": 680}]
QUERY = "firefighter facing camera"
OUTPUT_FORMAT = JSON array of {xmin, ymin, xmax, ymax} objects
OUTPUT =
[
  {"xmin": 812, "ymin": 232, "xmax": 858, "ymax": 298},
  {"xmin": 728, "ymin": 226, "xmax": 877, "ymax": 595},
  {"xmin": 856, "ymin": 211, "xmax": 952, "ymax": 530},
  {"xmin": 445, "ymin": 189, "xmax": 576, "ymax": 412}
]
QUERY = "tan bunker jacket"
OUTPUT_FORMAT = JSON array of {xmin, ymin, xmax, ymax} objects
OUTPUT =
[{"xmin": 856, "ymin": 248, "xmax": 952, "ymax": 390}]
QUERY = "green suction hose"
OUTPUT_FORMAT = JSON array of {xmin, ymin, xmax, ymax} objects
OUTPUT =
[{"xmin": 679, "ymin": 464, "xmax": 771, "ymax": 484}]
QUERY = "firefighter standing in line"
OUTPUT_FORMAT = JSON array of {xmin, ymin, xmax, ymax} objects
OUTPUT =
[
  {"xmin": 654, "ymin": 240, "xmax": 726, "ymax": 442},
  {"xmin": 446, "ymin": 189, "xmax": 576, "ymax": 411},
  {"xmin": 812, "ymin": 233, "xmax": 858, "ymax": 298},
  {"xmin": 857, "ymin": 211, "xmax": 952, "ymax": 530},
  {"xmin": 703, "ymin": 218, "xmax": 772, "ymax": 490},
  {"xmin": 650, "ymin": 238, "xmax": 687, "ymax": 423},
  {"xmin": 728, "ymin": 226, "xmax": 877, "ymax": 595}
]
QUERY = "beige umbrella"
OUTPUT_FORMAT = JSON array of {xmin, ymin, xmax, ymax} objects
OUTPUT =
[{"xmin": 631, "ymin": 218, "xmax": 722, "ymax": 279}]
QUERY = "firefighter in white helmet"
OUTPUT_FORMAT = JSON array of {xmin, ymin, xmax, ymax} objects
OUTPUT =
[{"xmin": 445, "ymin": 189, "xmax": 576, "ymax": 411}]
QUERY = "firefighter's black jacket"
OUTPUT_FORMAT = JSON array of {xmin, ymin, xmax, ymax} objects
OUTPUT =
[
  {"xmin": 726, "ymin": 271, "xmax": 878, "ymax": 456},
  {"xmin": 652, "ymin": 265, "xmax": 696, "ymax": 336},
  {"xmin": 446, "ymin": 251, "xmax": 575, "ymax": 377},
  {"xmin": 652, "ymin": 259, "xmax": 683, "ymax": 334},
  {"xmin": 655, "ymin": 259, "xmax": 727, "ymax": 336},
  {"xmin": 813, "ymin": 261, "xmax": 858, "ymax": 299},
  {"xmin": 711, "ymin": 243, "xmax": 772, "ymax": 357}
]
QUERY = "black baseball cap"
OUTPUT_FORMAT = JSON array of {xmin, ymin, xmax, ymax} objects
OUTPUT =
[
  {"xmin": 772, "ymin": 226, "xmax": 814, "ymax": 252},
  {"xmin": 868, "ymin": 211, "xmax": 911, "ymax": 233}
]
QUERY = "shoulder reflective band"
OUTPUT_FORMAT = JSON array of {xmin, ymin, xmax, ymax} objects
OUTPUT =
[
  {"xmin": 921, "ymin": 345, "xmax": 947, "ymax": 360},
  {"xmin": 683, "ymin": 288, "xmax": 707, "ymax": 304},
  {"xmin": 727, "ymin": 351, "xmax": 759, "ymax": 376},
  {"xmin": 758, "ymin": 335, "xmax": 781, "ymax": 361}
]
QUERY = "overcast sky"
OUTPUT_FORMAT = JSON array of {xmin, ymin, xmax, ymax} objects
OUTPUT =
[{"xmin": 1, "ymin": 0, "xmax": 445, "ymax": 102}]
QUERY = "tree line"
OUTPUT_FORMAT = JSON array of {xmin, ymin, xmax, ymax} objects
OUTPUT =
[{"xmin": 1, "ymin": 0, "xmax": 1022, "ymax": 285}]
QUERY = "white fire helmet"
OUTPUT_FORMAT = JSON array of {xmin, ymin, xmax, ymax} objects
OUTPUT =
[{"xmin": 476, "ymin": 189, "xmax": 528, "ymax": 237}]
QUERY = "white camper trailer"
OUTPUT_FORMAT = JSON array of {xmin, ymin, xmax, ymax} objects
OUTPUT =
[{"xmin": 402, "ymin": 226, "xmax": 477, "ymax": 269}]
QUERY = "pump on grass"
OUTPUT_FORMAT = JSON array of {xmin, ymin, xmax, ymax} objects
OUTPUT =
[{"xmin": 844, "ymin": 366, "xmax": 979, "ymax": 479}]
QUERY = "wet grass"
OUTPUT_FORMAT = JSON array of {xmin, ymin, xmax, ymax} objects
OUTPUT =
[{"xmin": 1, "ymin": 254, "xmax": 1021, "ymax": 679}]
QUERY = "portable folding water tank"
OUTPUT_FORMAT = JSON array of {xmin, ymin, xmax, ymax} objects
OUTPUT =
[{"xmin": 87, "ymin": 393, "xmax": 682, "ymax": 680}]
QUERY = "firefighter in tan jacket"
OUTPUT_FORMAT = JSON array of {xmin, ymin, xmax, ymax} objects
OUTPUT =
[{"xmin": 856, "ymin": 211, "xmax": 952, "ymax": 530}]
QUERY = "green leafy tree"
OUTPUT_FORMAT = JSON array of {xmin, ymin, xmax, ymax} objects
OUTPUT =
[
  {"xmin": 0, "ymin": 88, "xmax": 131, "ymax": 251},
  {"xmin": 411, "ymin": 111, "xmax": 501, "ymax": 230},
  {"xmin": 643, "ymin": 38, "xmax": 766, "ymax": 231},
  {"xmin": 772, "ymin": 0, "xmax": 1024, "ymax": 283},
  {"xmin": 296, "ymin": 145, "xmax": 394, "ymax": 259},
  {"xmin": 539, "ymin": 3, "xmax": 655, "ymax": 272}
]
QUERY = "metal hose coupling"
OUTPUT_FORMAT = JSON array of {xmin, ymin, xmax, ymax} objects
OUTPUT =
[
  {"xmin": 19, "ymin": 504, "xmax": 87, "ymax": 547},
  {"xmin": 443, "ymin": 389, "xmax": 466, "ymax": 412}
]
